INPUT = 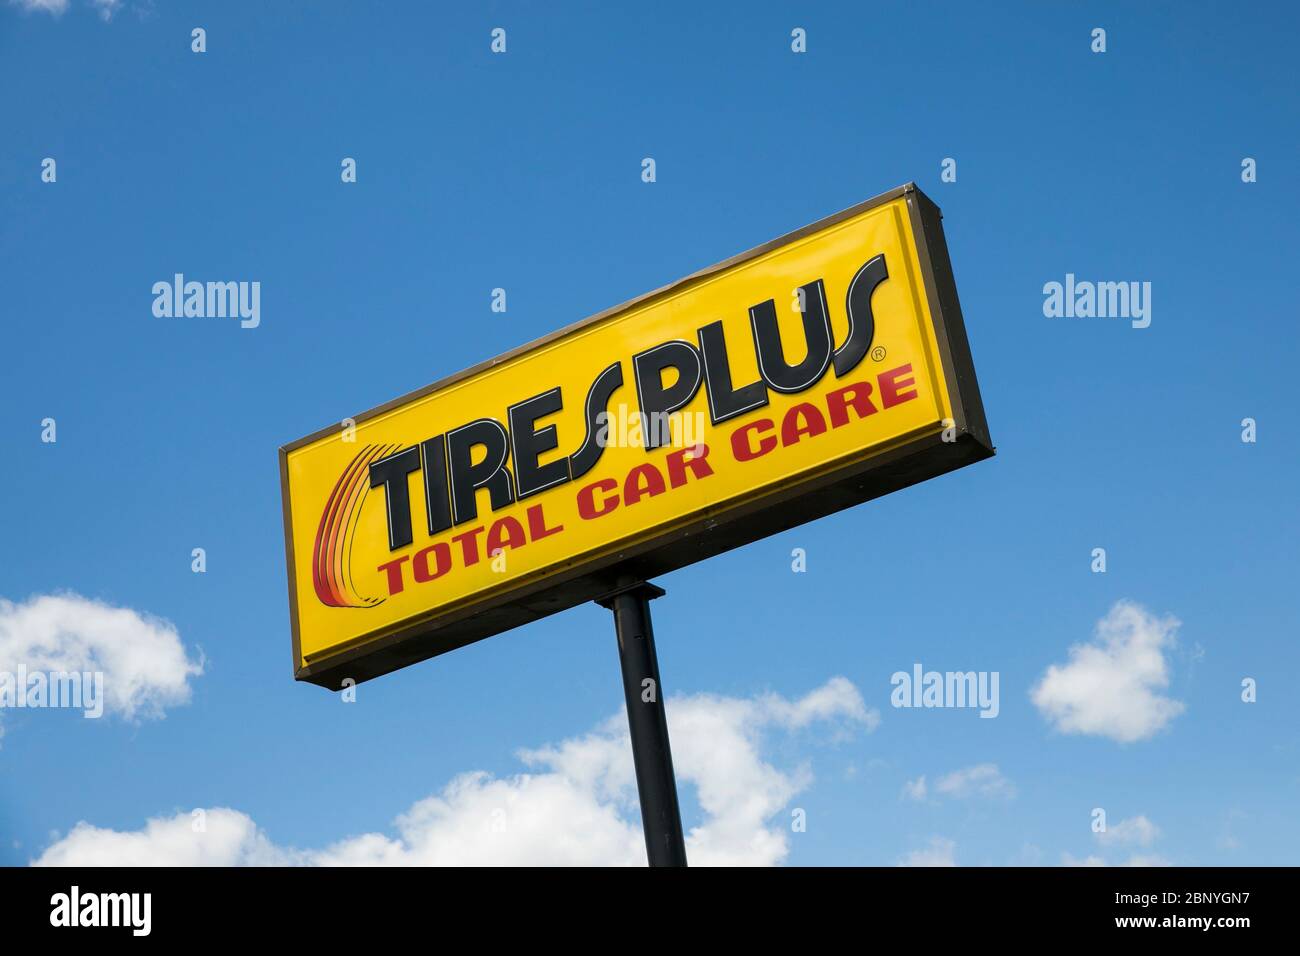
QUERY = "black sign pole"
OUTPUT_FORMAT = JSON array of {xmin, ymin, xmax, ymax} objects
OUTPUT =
[{"xmin": 596, "ymin": 581, "xmax": 688, "ymax": 867}]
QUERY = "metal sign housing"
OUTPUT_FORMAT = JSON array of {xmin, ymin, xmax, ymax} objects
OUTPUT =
[{"xmin": 280, "ymin": 183, "xmax": 993, "ymax": 689}]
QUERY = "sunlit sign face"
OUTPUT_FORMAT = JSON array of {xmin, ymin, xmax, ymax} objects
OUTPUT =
[{"xmin": 280, "ymin": 184, "xmax": 993, "ymax": 688}]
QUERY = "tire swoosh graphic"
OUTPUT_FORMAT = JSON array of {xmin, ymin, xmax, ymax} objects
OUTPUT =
[{"xmin": 312, "ymin": 443, "xmax": 399, "ymax": 608}]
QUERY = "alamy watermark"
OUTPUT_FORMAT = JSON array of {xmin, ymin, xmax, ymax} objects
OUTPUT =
[
  {"xmin": 152, "ymin": 274, "xmax": 260, "ymax": 329},
  {"xmin": 596, "ymin": 404, "xmax": 706, "ymax": 450},
  {"xmin": 50, "ymin": 886, "xmax": 150, "ymax": 936},
  {"xmin": 1042, "ymin": 274, "xmax": 1151, "ymax": 329},
  {"xmin": 0, "ymin": 666, "xmax": 103, "ymax": 719},
  {"xmin": 890, "ymin": 663, "xmax": 999, "ymax": 718}
]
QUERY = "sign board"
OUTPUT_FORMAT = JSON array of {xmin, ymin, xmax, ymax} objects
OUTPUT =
[{"xmin": 280, "ymin": 184, "xmax": 993, "ymax": 688}]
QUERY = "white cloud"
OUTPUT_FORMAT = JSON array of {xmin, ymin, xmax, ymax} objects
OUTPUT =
[
  {"xmin": 34, "ymin": 809, "xmax": 288, "ymax": 867},
  {"xmin": 1014, "ymin": 843, "xmax": 1044, "ymax": 864},
  {"xmin": 8, "ymin": 0, "xmax": 69, "ymax": 15},
  {"xmin": 902, "ymin": 764, "xmax": 1014, "ymax": 801},
  {"xmin": 1031, "ymin": 601, "xmax": 1185, "ymax": 743},
  {"xmin": 898, "ymin": 836, "xmax": 956, "ymax": 867},
  {"xmin": 933, "ymin": 763, "xmax": 1015, "ymax": 800},
  {"xmin": 1064, "ymin": 813, "xmax": 1167, "ymax": 866},
  {"xmin": 1097, "ymin": 814, "xmax": 1159, "ymax": 848},
  {"xmin": 7, "ymin": 0, "xmax": 123, "ymax": 18},
  {"xmin": 1062, "ymin": 851, "xmax": 1171, "ymax": 867},
  {"xmin": 33, "ymin": 677, "xmax": 876, "ymax": 866},
  {"xmin": 0, "ymin": 592, "xmax": 204, "ymax": 737}
]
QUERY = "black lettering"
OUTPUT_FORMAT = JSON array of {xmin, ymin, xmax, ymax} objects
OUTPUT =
[
  {"xmin": 509, "ymin": 387, "xmax": 569, "ymax": 499},
  {"xmin": 420, "ymin": 434, "xmax": 453, "ymax": 536},
  {"xmin": 698, "ymin": 320, "xmax": 768, "ymax": 424},
  {"xmin": 632, "ymin": 340, "xmax": 702, "ymax": 450},
  {"xmin": 834, "ymin": 254, "xmax": 887, "ymax": 376},
  {"xmin": 447, "ymin": 419, "xmax": 515, "ymax": 525},
  {"xmin": 569, "ymin": 362, "xmax": 623, "ymax": 481},
  {"xmin": 369, "ymin": 446, "xmax": 421, "ymax": 551},
  {"xmin": 749, "ymin": 278, "xmax": 832, "ymax": 393}
]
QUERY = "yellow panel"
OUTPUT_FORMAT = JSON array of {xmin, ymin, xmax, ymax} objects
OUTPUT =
[{"xmin": 282, "ymin": 189, "xmax": 978, "ymax": 680}]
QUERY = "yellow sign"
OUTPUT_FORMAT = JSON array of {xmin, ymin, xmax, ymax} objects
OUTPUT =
[{"xmin": 280, "ymin": 184, "xmax": 993, "ymax": 687}]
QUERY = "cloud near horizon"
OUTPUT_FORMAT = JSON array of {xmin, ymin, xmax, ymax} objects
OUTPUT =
[
  {"xmin": 898, "ymin": 836, "xmax": 957, "ymax": 867},
  {"xmin": 8, "ymin": 0, "xmax": 69, "ymax": 14},
  {"xmin": 32, "ymin": 676, "xmax": 877, "ymax": 866},
  {"xmin": 8, "ymin": 0, "xmax": 123, "ymax": 19}
]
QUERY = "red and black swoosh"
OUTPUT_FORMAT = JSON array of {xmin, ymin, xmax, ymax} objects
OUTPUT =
[{"xmin": 312, "ymin": 443, "xmax": 399, "ymax": 608}]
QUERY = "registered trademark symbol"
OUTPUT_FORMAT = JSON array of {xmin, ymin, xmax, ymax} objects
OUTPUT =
[{"xmin": 870, "ymin": 346, "xmax": 886, "ymax": 362}]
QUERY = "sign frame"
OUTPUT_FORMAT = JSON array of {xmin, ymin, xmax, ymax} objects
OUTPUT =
[{"xmin": 279, "ymin": 183, "xmax": 993, "ymax": 689}]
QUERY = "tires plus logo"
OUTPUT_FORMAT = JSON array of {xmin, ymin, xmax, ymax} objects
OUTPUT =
[
  {"xmin": 312, "ymin": 443, "xmax": 399, "ymax": 608},
  {"xmin": 309, "ymin": 254, "xmax": 893, "ymax": 612}
]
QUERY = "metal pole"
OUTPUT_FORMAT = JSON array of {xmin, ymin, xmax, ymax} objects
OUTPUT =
[{"xmin": 596, "ymin": 581, "xmax": 687, "ymax": 867}]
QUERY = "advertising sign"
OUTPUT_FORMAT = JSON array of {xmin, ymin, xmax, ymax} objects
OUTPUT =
[{"xmin": 280, "ymin": 184, "xmax": 993, "ymax": 688}]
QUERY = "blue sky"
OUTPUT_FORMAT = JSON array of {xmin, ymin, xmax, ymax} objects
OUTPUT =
[{"xmin": 1, "ymin": 0, "xmax": 1298, "ymax": 866}]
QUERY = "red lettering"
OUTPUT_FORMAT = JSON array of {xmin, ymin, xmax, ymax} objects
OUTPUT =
[
  {"xmin": 412, "ymin": 543, "xmax": 451, "ymax": 583},
  {"xmin": 826, "ymin": 381, "xmax": 877, "ymax": 427},
  {"xmin": 780, "ymin": 402, "xmax": 828, "ymax": 446},
  {"xmin": 452, "ymin": 526, "xmax": 484, "ymax": 566},
  {"xmin": 731, "ymin": 418, "xmax": 777, "ymax": 461},
  {"xmin": 624, "ymin": 463, "xmax": 666, "ymax": 506},
  {"xmin": 878, "ymin": 363, "xmax": 918, "ymax": 409},
  {"xmin": 486, "ymin": 516, "xmax": 526, "ymax": 554},
  {"xmin": 665, "ymin": 443, "xmax": 714, "ymax": 488},
  {"xmin": 526, "ymin": 503, "xmax": 563, "ymax": 540},
  {"xmin": 377, "ymin": 555, "xmax": 409, "ymax": 595},
  {"xmin": 577, "ymin": 478, "xmax": 619, "ymax": 519}
]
